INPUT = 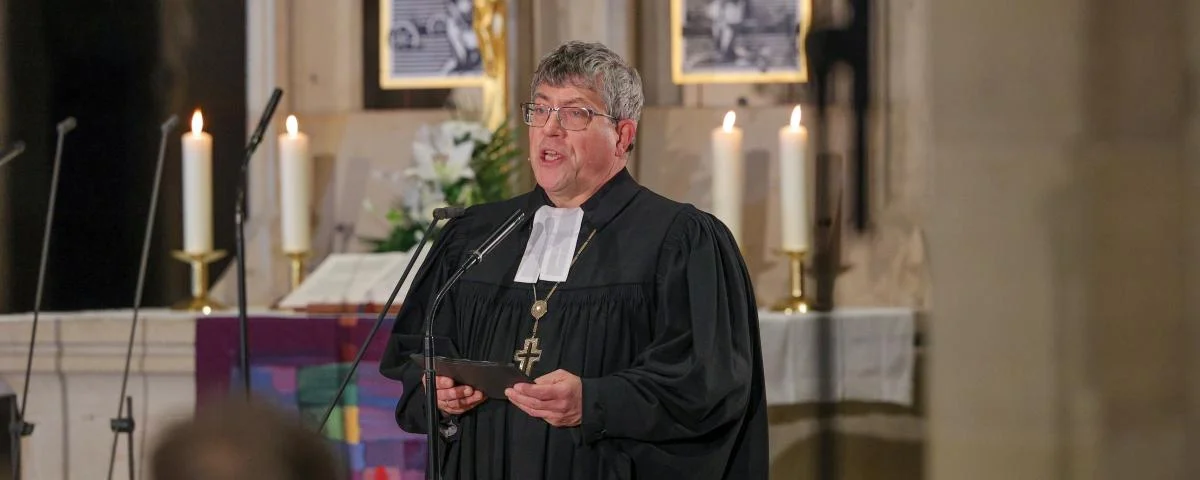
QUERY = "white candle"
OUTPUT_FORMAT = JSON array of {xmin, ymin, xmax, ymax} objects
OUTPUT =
[
  {"xmin": 181, "ymin": 109, "xmax": 213, "ymax": 254},
  {"xmin": 278, "ymin": 115, "xmax": 312, "ymax": 253},
  {"xmin": 711, "ymin": 111, "xmax": 744, "ymax": 245},
  {"xmin": 779, "ymin": 105, "xmax": 809, "ymax": 251}
]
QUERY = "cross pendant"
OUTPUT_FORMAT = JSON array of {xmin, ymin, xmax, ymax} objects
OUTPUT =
[{"xmin": 513, "ymin": 336, "xmax": 543, "ymax": 376}]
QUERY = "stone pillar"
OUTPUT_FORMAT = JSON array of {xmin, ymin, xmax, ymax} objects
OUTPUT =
[
  {"xmin": 528, "ymin": 0, "xmax": 635, "ymax": 62},
  {"xmin": 926, "ymin": 0, "xmax": 1191, "ymax": 478},
  {"xmin": 289, "ymin": 0, "xmax": 363, "ymax": 114},
  {"xmin": 925, "ymin": 0, "xmax": 1080, "ymax": 474},
  {"xmin": 1185, "ymin": 0, "xmax": 1200, "ymax": 476}
]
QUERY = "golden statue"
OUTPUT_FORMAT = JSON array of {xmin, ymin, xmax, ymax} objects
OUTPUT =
[{"xmin": 473, "ymin": 0, "xmax": 508, "ymax": 131}]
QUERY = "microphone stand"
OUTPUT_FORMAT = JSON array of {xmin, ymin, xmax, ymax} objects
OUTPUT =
[
  {"xmin": 0, "ymin": 141, "xmax": 25, "ymax": 169},
  {"xmin": 11, "ymin": 117, "xmax": 75, "ymax": 480},
  {"xmin": 315, "ymin": 207, "xmax": 463, "ymax": 434},
  {"xmin": 422, "ymin": 209, "xmax": 526, "ymax": 480},
  {"xmin": 105, "ymin": 115, "xmax": 178, "ymax": 480},
  {"xmin": 234, "ymin": 88, "xmax": 283, "ymax": 398}
]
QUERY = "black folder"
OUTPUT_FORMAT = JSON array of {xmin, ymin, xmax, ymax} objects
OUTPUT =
[{"xmin": 409, "ymin": 354, "xmax": 532, "ymax": 400}]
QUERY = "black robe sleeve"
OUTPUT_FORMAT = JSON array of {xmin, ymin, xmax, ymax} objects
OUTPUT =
[
  {"xmin": 378, "ymin": 212, "xmax": 471, "ymax": 435},
  {"xmin": 578, "ymin": 208, "xmax": 761, "ymax": 444}
]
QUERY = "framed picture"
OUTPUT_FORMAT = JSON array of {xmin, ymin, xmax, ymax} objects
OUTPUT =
[
  {"xmin": 671, "ymin": 0, "xmax": 810, "ymax": 84},
  {"xmin": 377, "ymin": 0, "xmax": 487, "ymax": 89}
]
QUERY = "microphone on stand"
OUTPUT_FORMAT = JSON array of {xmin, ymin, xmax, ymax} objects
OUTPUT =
[
  {"xmin": 423, "ymin": 208, "xmax": 527, "ymax": 480},
  {"xmin": 105, "ymin": 114, "xmax": 178, "ymax": 480},
  {"xmin": 433, "ymin": 206, "xmax": 465, "ymax": 221},
  {"xmin": 11, "ymin": 116, "xmax": 76, "ymax": 480},
  {"xmin": 315, "ymin": 206, "xmax": 467, "ymax": 434},
  {"xmin": 234, "ymin": 88, "xmax": 283, "ymax": 398},
  {"xmin": 58, "ymin": 117, "xmax": 77, "ymax": 134},
  {"xmin": 0, "ymin": 141, "xmax": 26, "ymax": 169}
]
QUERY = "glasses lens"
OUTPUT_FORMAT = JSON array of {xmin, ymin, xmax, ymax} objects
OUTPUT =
[
  {"xmin": 523, "ymin": 104, "xmax": 550, "ymax": 126},
  {"xmin": 558, "ymin": 107, "xmax": 592, "ymax": 130}
]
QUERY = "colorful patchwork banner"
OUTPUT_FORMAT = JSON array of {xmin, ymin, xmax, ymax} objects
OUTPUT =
[{"xmin": 195, "ymin": 314, "xmax": 425, "ymax": 478}]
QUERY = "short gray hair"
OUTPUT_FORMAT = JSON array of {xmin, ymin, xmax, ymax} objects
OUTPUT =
[{"xmin": 530, "ymin": 41, "xmax": 644, "ymax": 123}]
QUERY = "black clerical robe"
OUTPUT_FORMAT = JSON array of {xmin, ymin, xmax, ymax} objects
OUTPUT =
[{"xmin": 379, "ymin": 169, "xmax": 768, "ymax": 479}]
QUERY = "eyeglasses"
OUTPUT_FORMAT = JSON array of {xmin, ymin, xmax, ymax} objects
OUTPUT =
[{"xmin": 521, "ymin": 102, "xmax": 617, "ymax": 131}]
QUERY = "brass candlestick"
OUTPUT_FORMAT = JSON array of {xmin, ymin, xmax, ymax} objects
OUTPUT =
[
  {"xmin": 171, "ymin": 250, "xmax": 227, "ymax": 313},
  {"xmin": 770, "ymin": 249, "xmax": 809, "ymax": 314},
  {"xmin": 285, "ymin": 251, "xmax": 310, "ymax": 291}
]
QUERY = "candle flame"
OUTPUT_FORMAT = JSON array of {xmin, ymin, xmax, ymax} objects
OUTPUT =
[
  {"xmin": 722, "ymin": 111, "xmax": 737, "ymax": 132},
  {"xmin": 190, "ymin": 109, "xmax": 203, "ymax": 136},
  {"xmin": 286, "ymin": 115, "xmax": 299, "ymax": 136},
  {"xmin": 790, "ymin": 105, "xmax": 802, "ymax": 129}
]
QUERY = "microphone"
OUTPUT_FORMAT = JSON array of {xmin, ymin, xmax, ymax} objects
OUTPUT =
[
  {"xmin": 433, "ymin": 206, "xmax": 466, "ymax": 220},
  {"xmin": 105, "ymin": 114, "xmax": 178, "ymax": 480},
  {"xmin": 12, "ymin": 116, "xmax": 76, "ymax": 480},
  {"xmin": 0, "ymin": 141, "xmax": 25, "ymax": 169},
  {"xmin": 234, "ymin": 88, "xmax": 284, "ymax": 398},
  {"xmin": 161, "ymin": 114, "xmax": 180, "ymax": 133},
  {"xmin": 459, "ymin": 209, "xmax": 526, "ymax": 273},
  {"xmin": 422, "ymin": 208, "xmax": 527, "ymax": 480},
  {"xmin": 315, "ymin": 210, "xmax": 463, "ymax": 434},
  {"xmin": 243, "ymin": 89, "xmax": 283, "ymax": 167},
  {"xmin": 57, "ymin": 117, "xmax": 77, "ymax": 134}
]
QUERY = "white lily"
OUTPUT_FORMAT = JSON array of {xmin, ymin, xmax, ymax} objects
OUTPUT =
[
  {"xmin": 407, "ymin": 124, "xmax": 476, "ymax": 185},
  {"xmin": 441, "ymin": 120, "xmax": 492, "ymax": 145},
  {"xmin": 403, "ymin": 180, "xmax": 447, "ymax": 224}
]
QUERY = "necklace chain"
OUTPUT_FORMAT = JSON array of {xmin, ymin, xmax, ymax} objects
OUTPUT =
[{"xmin": 529, "ymin": 229, "xmax": 597, "ymax": 335}]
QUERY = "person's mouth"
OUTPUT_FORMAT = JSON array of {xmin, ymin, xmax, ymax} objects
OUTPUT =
[{"xmin": 539, "ymin": 148, "xmax": 565, "ymax": 166}]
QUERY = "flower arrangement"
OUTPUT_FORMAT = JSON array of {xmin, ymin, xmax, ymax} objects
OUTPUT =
[{"xmin": 364, "ymin": 119, "xmax": 521, "ymax": 253}]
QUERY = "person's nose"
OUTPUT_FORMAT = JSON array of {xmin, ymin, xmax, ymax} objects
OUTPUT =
[{"xmin": 542, "ymin": 111, "xmax": 567, "ymax": 136}]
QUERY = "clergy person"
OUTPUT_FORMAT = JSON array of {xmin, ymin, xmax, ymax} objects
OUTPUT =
[{"xmin": 380, "ymin": 40, "xmax": 768, "ymax": 479}]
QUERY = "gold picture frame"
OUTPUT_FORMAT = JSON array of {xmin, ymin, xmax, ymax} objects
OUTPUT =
[
  {"xmin": 378, "ymin": 0, "xmax": 488, "ymax": 89},
  {"xmin": 671, "ymin": 0, "xmax": 811, "ymax": 85}
]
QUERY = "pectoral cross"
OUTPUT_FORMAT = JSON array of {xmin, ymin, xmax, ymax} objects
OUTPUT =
[{"xmin": 513, "ymin": 337, "xmax": 542, "ymax": 376}]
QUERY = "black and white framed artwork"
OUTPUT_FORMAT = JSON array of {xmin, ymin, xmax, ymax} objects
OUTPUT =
[
  {"xmin": 671, "ymin": 0, "xmax": 810, "ymax": 84},
  {"xmin": 378, "ymin": 0, "xmax": 487, "ymax": 89}
]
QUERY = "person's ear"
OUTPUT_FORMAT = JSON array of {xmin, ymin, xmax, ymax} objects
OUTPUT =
[{"xmin": 615, "ymin": 120, "xmax": 638, "ymax": 155}]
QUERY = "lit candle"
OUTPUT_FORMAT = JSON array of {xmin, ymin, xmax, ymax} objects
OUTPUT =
[
  {"xmin": 711, "ymin": 111, "xmax": 744, "ymax": 245},
  {"xmin": 278, "ymin": 115, "xmax": 312, "ymax": 253},
  {"xmin": 181, "ymin": 109, "xmax": 213, "ymax": 254},
  {"xmin": 779, "ymin": 105, "xmax": 809, "ymax": 251}
]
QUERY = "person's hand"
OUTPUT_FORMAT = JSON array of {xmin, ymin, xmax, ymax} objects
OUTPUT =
[
  {"xmin": 505, "ymin": 369, "xmax": 582, "ymax": 427},
  {"xmin": 423, "ymin": 375, "xmax": 486, "ymax": 415}
]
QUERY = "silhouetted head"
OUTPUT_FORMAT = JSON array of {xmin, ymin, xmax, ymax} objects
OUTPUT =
[{"xmin": 150, "ymin": 395, "xmax": 343, "ymax": 480}]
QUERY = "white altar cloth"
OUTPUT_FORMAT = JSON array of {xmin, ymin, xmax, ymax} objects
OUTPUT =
[{"xmin": 758, "ymin": 307, "xmax": 916, "ymax": 406}]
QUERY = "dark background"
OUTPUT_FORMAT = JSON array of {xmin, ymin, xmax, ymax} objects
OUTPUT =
[{"xmin": 1, "ymin": 0, "xmax": 246, "ymax": 313}]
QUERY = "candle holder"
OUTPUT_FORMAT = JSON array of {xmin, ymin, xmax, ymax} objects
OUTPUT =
[
  {"xmin": 285, "ymin": 250, "xmax": 311, "ymax": 291},
  {"xmin": 171, "ymin": 250, "xmax": 227, "ymax": 312},
  {"xmin": 770, "ymin": 249, "xmax": 809, "ymax": 314}
]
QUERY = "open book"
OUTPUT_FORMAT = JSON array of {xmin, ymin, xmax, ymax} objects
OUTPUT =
[{"xmin": 277, "ymin": 248, "xmax": 431, "ymax": 312}]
